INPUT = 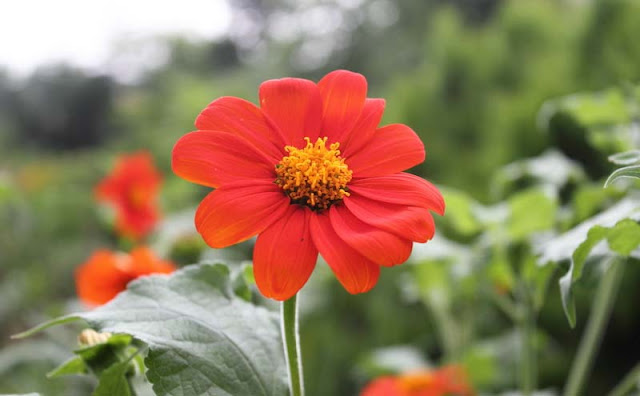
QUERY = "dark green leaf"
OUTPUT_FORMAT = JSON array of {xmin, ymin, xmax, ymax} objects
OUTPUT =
[{"xmin": 92, "ymin": 360, "xmax": 132, "ymax": 396}]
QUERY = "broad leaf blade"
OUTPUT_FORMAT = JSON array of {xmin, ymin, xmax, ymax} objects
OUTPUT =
[{"xmin": 16, "ymin": 263, "xmax": 288, "ymax": 396}]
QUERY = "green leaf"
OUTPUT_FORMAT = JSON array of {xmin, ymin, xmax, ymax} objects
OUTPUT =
[
  {"xmin": 538, "ymin": 198, "xmax": 640, "ymax": 327},
  {"xmin": 605, "ymin": 164, "xmax": 640, "ymax": 187},
  {"xmin": 75, "ymin": 333, "xmax": 133, "ymax": 376},
  {"xmin": 609, "ymin": 150, "xmax": 640, "ymax": 165},
  {"xmin": 46, "ymin": 356, "xmax": 88, "ymax": 378},
  {"xmin": 15, "ymin": 263, "xmax": 287, "ymax": 396},
  {"xmin": 439, "ymin": 188, "xmax": 482, "ymax": 237},
  {"xmin": 607, "ymin": 219, "xmax": 640, "ymax": 255},
  {"xmin": 507, "ymin": 188, "xmax": 557, "ymax": 240},
  {"xmin": 559, "ymin": 219, "xmax": 640, "ymax": 327},
  {"xmin": 538, "ymin": 198, "xmax": 640, "ymax": 265},
  {"xmin": 93, "ymin": 360, "xmax": 133, "ymax": 396}
]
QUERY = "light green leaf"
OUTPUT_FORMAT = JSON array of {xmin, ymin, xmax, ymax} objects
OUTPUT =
[
  {"xmin": 607, "ymin": 219, "xmax": 640, "ymax": 255},
  {"xmin": 439, "ymin": 188, "xmax": 482, "ymax": 237},
  {"xmin": 609, "ymin": 150, "xmax": 640, "ymax": 165},
  {"xmin": 15, "ymin": 263, "xmax": 288, "ymax": 396},
  {"xmin": 507, "ymin": 188, "xmax": 557, "ymax": 240},
  {"xmin": 538, "ymin": 198, "xmax": 640, "ymax": 327},
  {"xmin": 46, "ymin": 356, "xmax": 88, "ymax": 378},
  {"xmin": 559, "ymin": 219, "xmax": 640, "ymax": 328},
  {"xmin": 605, "ymin": 165, "xmax": 640, "ymax": 187},
  {"xmin": 93, "ymin": 360, "xmax": 132, "ymax": 396},
  {"xmin": 538, "ymin": 198, "xmax": 640, "ymax": 265}
]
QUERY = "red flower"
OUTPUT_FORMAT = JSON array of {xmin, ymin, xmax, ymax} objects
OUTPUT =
[
  {"xmin": 95, "ymin": 151, "xmax": 162, "ymax": 240},
  {"xmin": 172, "ymin": 70, "xmax": 444, "ymax": 300},
  {"xmin": 75, "ymin": 246, "xmax": 176, "ymax": 306},
  {"xmin": 361, "ymin": 366, "xmax": 474, "ymax": 396}
]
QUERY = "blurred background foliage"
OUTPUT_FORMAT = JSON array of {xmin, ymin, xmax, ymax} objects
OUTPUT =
[{"xmin": 1, "ymin": 0, "xmax": 640, "ymax": 395}]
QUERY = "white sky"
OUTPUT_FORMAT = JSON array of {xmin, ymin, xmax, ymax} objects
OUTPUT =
[{"xmin": 0, "ymin": 0, "xmax": 231, "ymax": 79}]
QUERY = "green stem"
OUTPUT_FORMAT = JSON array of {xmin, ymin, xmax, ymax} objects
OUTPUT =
[
  {"xmin": 282, "ymin": 294, "xmax": 304, "ymax": 396},
  {"xmin": 564, "ymin": 259, "xmax": 625, "ymax": 396},
  {"xmin": 607, "ymin": 361, "xmax": 640, "ymax": 396},
  {"xmin": 517, "ymin": 288, "xmax": 536, "ymax": 396}
]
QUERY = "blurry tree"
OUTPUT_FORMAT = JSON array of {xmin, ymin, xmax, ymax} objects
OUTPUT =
[{"xmin": 6, "ymin": 66, "xmax": 114, "ymax": 150}]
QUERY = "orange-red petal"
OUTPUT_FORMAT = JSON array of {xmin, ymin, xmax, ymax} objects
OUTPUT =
[
  {"xmin": 340, "ymin": 98, "xmax": 386, "ymax": 157},
  {"xmin": 75, "ymin": 250, "xmax": 132, "ymax": 306},
  {"xmin": 360, "ymin": 377, "xmax": 401, "ymax": 396},
  {"xmin": 253, "ymin": 205, "xmax": 318, "ymax": 301},
  {"xmin": 346, "ymin": 124, "xmax": 425, "ymax": 177},
  {"xmin": 310, "ymin": 212, "xmax": 380, "ymax": 294},
  {"xmin": 259, "ymin": 77, "xmax": 323, "ymax": 147},
  {"xmin": 349, "ymin": 173, "xmax": 445, "ymax": 215},
  {"xmin": 318, "ymin": 70, "xmax": 367, "ymax": 143},
  {"xmin": 344, "ymin": 194, "xmax": 436, "ymax": 243},
  {"xmin": 195, "ymin": 179, "xmax": 290, "ymax": 248},
  {"xmin": 195, "ymin": 96, "xmax": 286, "ymax": 160},
  {"xmin": 330, "ymin": 204, "xmax": 412, "ymax": 267},
  {"xmin": 128, "ymin": 246, "xmax": 176, "ymax": 277},
  {"xmin": 172, "ymin": 131, "xmax": 276, "ymax": 188}
]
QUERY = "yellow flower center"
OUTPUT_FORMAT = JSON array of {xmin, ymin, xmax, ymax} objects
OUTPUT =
[{"xmin": 275, "ymin": 137, "xmax": 352, "ymax": 210}]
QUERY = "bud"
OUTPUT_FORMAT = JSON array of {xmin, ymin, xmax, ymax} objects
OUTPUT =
[{"xmin": 78, "ymin": 329, "xmax": 112, "ymax": 347}]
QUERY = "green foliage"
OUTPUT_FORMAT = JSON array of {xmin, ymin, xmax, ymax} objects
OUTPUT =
[
  {"xmin": 16, "ymin": 263, "xmax": 287, "ymax": 396},
  {"xmin": 543, "ymin": 204, "xmax": 640, "ymax": 327}
]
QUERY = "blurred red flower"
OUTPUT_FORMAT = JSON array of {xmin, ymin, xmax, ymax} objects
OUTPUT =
[
  {"xmin": 172, "ymin": 70, "xmax": 444, "ymax": 301},
  {"xmin": 95, "ymin": 151, "xmax": 162, "ymax": 240},
  {"xmin": 75, "ymin": 246, "xmax": 175, "ymax": 306},
  {"xmin": 361, "ymin": 366, "xmax": 474, "ymax": 396}
]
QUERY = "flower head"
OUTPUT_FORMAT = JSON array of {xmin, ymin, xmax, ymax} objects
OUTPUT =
[
  {"xmin": 361, "ymin": 366, "xmax": 474, "ymax": 396},
  {"xmin": 172, "ymin": 70, "xmax": 445, "ymax": 300},
  {"xmin": 75, "ymin": 246, "xmax": 175, "ymax": 306},
  {"xmin": 95, "ymin": 151, "xmax": 162, "ymax": 240}
]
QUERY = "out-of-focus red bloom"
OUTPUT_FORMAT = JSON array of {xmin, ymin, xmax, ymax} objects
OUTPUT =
[
  {"xmin": 172, "ymin": 70, "xmax": 445, "ymax": 301},
  {"xmin": 361, "ymin": 366, "xmax": 474, "ymax": 396},
  {"xmin": 75, "ymin": 246, "xmax": 175, "ymax": 306},
  {"xmin": 95, "ymin": 151, "xmax": 162, "ymax": 240}
]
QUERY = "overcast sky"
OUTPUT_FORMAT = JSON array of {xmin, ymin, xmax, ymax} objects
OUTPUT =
[{"xmin": 0, "ymin": 0, "xmax": 231, "ymax": 79}]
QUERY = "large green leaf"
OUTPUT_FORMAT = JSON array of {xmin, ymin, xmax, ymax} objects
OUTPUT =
[
  {"xmin": 538, "ymin": 198, "xmax": 640, "ymax": 327},
  {"xmin": 15, "ymin": 263, "xmax": 288, "ymax": 396}
]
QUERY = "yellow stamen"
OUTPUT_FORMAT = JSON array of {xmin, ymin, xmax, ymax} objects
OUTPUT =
[{"xmin": 275, "ymin": 137, "xmax": 352, "ymax": 210}]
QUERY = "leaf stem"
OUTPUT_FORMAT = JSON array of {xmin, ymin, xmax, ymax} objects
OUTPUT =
[
  {"xmin": 563, "ymin": 259, "xmax": 625, "ymax": 396},
  {"xmin": 282, "ymin": 294, "xmax": 304, "ymax": 396}
]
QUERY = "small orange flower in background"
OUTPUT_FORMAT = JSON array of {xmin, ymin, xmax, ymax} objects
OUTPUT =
[
  {"xmin": 172, "ymin": 70, "xmax": 445, "ymax": 301},
  {"xmin": 95, "ymin": 151, "xmax": 162, "ymax": 240},
  {"xmin": 361, "ymin": 366, "xmax": 474, "ymax": 396},
  {"xmin": 75, "ymin": 246, "xmax": 175, "ymax": 306}
]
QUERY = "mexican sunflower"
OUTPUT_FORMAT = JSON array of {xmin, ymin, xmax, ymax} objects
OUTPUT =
[
  {"xmin": 361, "ymin": 366, "xmax": 474, "ymax": 396},
  {"xmin": 172, "ymin": 70, "xmax": 444, "ymax": 300},
  {"xmin": 95, "ymin": 151, "xmax": 162, "ymax": 240},
  {"xmin": 75, "ymin": 246, "xmax": 175, "ymax": 306}
]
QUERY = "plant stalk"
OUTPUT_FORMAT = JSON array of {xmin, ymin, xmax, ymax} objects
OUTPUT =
[
  {"xmin": 563, "ymin": 259, "xmax": 625, "ymax": 396},
  {"xmin": 282, "ymin": 294, "xmax": 304, "ymax": 396}
]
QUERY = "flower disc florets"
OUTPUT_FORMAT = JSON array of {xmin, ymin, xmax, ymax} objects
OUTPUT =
[{"xmin": 275, "ymin": 137, "xmax": 352, "ymax": 210}]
